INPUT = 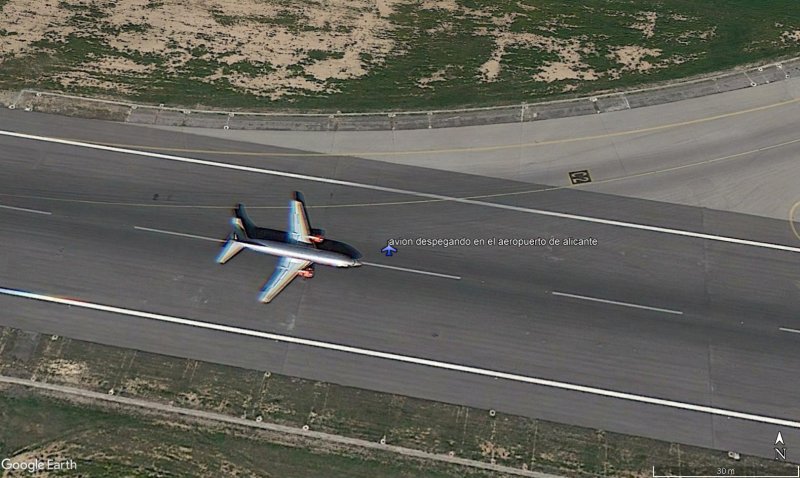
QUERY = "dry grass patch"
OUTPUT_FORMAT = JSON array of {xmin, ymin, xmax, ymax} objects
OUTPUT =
[
  {"xmin": 0, "ymin": 0, "xmax": 398, "ymax": 99},
  {"xmin": 0, "ymin": 0, "xmax": 797, "ymax": 110}
]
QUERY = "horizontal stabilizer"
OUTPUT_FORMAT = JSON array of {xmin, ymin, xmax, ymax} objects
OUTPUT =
[{"xmin": 216, "ymin": 238, "xmax": 245, "ymax": 264}]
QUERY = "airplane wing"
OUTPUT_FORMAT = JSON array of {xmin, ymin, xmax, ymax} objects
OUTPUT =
[
  {"xmin": 287, "ymin": 195, "xmax": 312, "ymax": 244},
  {"xmin": 258, "ymin": 257, "xmax": 311, "ymax": 303}
]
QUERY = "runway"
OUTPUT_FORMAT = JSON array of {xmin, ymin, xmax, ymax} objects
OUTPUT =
[{"xmin": 1, "ymin": 109, "xmax": 799, "ymax": 459}]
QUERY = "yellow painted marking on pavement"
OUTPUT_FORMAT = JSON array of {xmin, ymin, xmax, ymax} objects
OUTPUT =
[
  {"xmin": 4, "ymin": 134, "xmax": 800, "ymax": 212},
  {"xmin": 0, "ymin": 192, "xmax": 435, "ymax": 209}
]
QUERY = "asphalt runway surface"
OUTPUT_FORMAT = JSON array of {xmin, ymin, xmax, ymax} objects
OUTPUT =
[{"xmin": 1, "ymin": 110, "xmax": 800, "ymax": 460}]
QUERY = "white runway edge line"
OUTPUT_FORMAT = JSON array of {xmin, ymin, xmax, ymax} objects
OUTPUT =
[
  {"xmin": 3, "ymin": 129, "xmax": 800, "ymax": 254},
  {"xmin": 779, "ymin": 327, "xmax": 800, "ymax": 334},
  {"xmin": 133, "ymin": 226, "xmax": 460, "ymax": 279},
  {"xmin": 2, "ymin": 287, "xmax": 799, "ymax": 429},
  {"xmin": 0, "ymin": 203, "xmax": 51, "ymax": 215},
  {"xmin": 552, "ymin": 291, "xmax": 683, "ymax": 315}
]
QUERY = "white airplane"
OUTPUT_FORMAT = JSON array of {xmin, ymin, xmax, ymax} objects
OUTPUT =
[{"xmin": 217, "ymin": 192, "xmax": 361, "ymax": 303}]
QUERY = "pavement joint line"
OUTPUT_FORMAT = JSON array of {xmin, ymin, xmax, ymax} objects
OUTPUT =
[
  {"xmin": 779, "ymin": 327, "xmax": 800, "ymax": 334},
  {"xmin": 0, "ymin": 375, "xmax": 553, "ymax": 478},
  {"xmin": 4, "ymin": 130, "xmax": 800, "ymax": 254},
  {"xmin": 2, "ymin": 286, "xmax": 800, "ymax": 429},
  {"xmin": 360, "ymin": 261, "xmax": 461, "ymax": 280},
  {"xmin": 0, "ymin": 203, "xmax": 52, "ymax": 215},
  {"xmin": 134, "ymin": 226, "xmax": 460, "ymax": 279},
  {"xmin": 551, "ymin": 291, "xmax": 683, "ymax": 315}
]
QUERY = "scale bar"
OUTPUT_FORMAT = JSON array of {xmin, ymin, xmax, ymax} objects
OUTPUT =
[{"xmin": 653, "ymin": 465, "xmax": 800, "ymax": 478}]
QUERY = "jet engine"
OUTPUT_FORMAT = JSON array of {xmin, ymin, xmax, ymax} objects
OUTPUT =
[
  {"xmin": 298, "ymin": 265, "xmax": 315, "ymax": 279},
  {"xmin": 310, "ymin": 228, "xmax": 325, "ymax": 244}
]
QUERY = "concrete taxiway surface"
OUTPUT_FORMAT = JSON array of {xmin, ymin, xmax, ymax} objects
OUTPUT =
[
  {"xmin": 157, "ymin": 75, "xmax": 800, "ymax": 222},
  {"xmin": 1, "ymin": 109, "xmax": 799, "ymax": 461}
]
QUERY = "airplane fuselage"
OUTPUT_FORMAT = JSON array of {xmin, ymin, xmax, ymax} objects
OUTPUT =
[
  {"xmin": 241, "ymin": 238, "xmax": 360, "ymax": 268},
  {"xmin": 219, "ymin": 197, "xmax": 362, "ymax": 302}
]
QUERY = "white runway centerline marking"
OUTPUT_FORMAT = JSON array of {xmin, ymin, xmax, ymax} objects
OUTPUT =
[
  {"xmin": 361, "ymin": 261, "xmax": 461, "ymax": 280},
  {"xmin": 134, "ymin": 226, "xmax": 222, "ymax": 243},
  {"xmin": 552, "ymin": 291, "xmax": 684, "ymax": 315},
  {"xmin": 1, "ymin": 286, "xmax": 798, "ymax": 428},
  {"xmin": 3, "ymin": 129, "xmax": 800, "ymax": 254},
  {"xmin": 134, "ymin": 226, "xmax": 459, "ymax": 279},
  {"xmin": 0, "ymin": 203, "xmax": 52, "ymax": 215},
  {"xmin": 779, "ymin": 327, "xmax": 800, "ymax": 334}
]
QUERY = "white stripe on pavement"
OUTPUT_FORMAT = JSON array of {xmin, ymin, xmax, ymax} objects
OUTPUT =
[
  {"xmin": 361, "ymin": 261, "xmax": 461, "ymax": 280},
  {"xmin": 2, "ymin": 129, "xmax": 800, "ymax": 254},
  {"xmin": 0, "ymin": 286, "xmax": 798, "ymax": 428},
  {"xmin": 0, "ymin": 203, "xmax": 52, "ymax": 215},
  {"xmin": 551, "ymin": 291, "xmax": 683, "ymax": 315},
  {"xmin": 134, "ymin": 226, "xmax": 223, "ymax": 243}
]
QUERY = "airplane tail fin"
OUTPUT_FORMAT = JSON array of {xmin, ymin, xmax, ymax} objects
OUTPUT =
[
  {"xmin": 293, "ymin": 191, "xmax": 309, "ymax": 217},
  {"xmin": 217, "ymin": 204, "xmax": 252, "ymax": 264},
  {"xmin": 234, "ymin": 204, "xmax": 258, "ymax": 238}
]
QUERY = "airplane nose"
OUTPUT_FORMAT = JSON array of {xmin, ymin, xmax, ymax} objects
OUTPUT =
[{"xmin": 352, "ymin": 259, "xmax": 362, "ymax": 267}]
